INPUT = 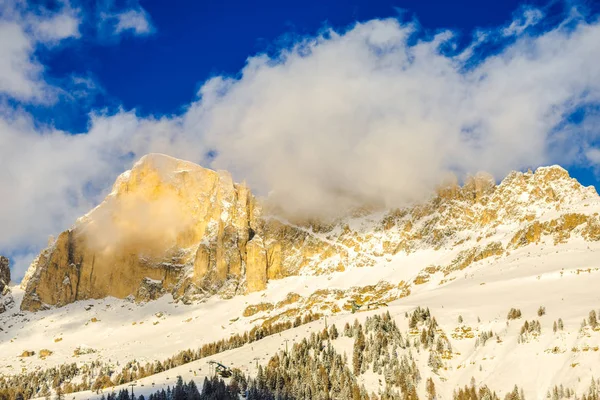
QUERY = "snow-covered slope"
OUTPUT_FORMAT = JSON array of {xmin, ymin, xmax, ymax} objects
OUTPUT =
[
  {"xmin": 4, "ymin": 238, "xmax": 600, "ymax": 399},
  {"xmin": 2, "ymin": 162, "xmax": 600, "ymax": 399}
]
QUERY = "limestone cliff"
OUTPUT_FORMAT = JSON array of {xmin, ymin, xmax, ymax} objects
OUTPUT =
[{"xmin": 21, "ymin": 154, "xmax": 268, "ymax": 311}]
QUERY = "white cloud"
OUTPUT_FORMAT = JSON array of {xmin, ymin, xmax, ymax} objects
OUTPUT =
[
  {"xmin": 2, "ymin": 6, "xmax": 600, "ymax": 280},
  {"xmin": 0, "ymin": 1, "xmax": 81, "ymax": 102},
  {"xmin": 189, "ymin": 16, "xmax": 600, "ymax": 217},
  {"xmin": 503, "ymin": 7, "xmax": 544, "ymax": 36},
  {"xmin": 0, "ymin": 21, "xmax": 43, "ymax": 101},
  {"xmin": 29, "ymin": 9, "xmax": 81, "ymax": 44},
  {"xmin": 113, "ymin": 8, "xmax": 153, "ymax": 35},
  {"xmin": 99, "ymin": 1, "xmax": 155, "ymax": 38},
  {"xmin": 586, "ymin": 148, "xmax": 600, "ymax": 163}
]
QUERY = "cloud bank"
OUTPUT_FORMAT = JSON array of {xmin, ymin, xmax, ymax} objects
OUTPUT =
[
  {"xmin": 188, "ymin": 10, "xmax": 600, "ymax": 215},
  {"xmin": 2, "ymin": 2, "xmax": 600, "ymax": 280}
]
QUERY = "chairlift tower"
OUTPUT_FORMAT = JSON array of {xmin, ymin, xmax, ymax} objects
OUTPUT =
[
  {"xmin": 128, "ymin": 383, "xmax": 137, "ymax": 399},
  {"xmin": 283, "ymin": 338, "xmax": 290, "ymax": 354}
]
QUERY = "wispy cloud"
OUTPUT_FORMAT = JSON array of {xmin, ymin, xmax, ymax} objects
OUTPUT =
[
  {"xmin": 113, "ymin": 8, "xmax": 153, "ymax": 35},
  {"xmin": 98, "ymin": 1, "xmax": 155, "ymax": 38},
  {"xmin": 503, "ymin": 7, "xmax": 544, "ymax": 36}
]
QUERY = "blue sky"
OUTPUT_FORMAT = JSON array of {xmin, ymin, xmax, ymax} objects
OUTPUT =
[
  {"xmin": 2, "ymin": 0, "xmax": 600, "ymax": 279},
  {"xmin": 35, "ymin": 0, "xmax": 577, "ymax": 130}
]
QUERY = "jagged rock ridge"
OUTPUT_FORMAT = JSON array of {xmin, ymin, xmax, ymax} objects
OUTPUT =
[{"xmin": 20, "ymin": 155, "xmax": 600, "ymax": 312}]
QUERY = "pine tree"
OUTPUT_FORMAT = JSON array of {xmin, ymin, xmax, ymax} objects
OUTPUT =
[
  {"xmin": 40, "ymin": 384, "xmax": 51, "ymax": 400},
  {"xmin": 353, "ymin": 328, "xmax": 366, "ymax": 375},
  {"xmin": 55, "ymin": 386, "xmax": 64, "ymax": 400},
  {"xmin": 173, "ymin": 376, "xmax": 185, "ymax": 400},
  {"xmin": 186, "ymin": 379, "xmax": 201, "ymax": 400},
  {"xmin": 538, "ymin": 306, "xmax": 546, "ymax": 316},
  {"xmin": 589, "ymin": 310, "xmax": 598, "ymax": 328},
  {"xmin": 330, "ymin": 324, "xmax": 339, "ymax": 340},
  {"xmin": 426, "ymin": 377, "xmax": 436, "ymax": 400}
]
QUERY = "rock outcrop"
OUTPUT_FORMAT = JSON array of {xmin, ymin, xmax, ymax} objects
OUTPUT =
[
  {"xmin": 20, "ymin": 155, "xmax": 600, "ymax": 312},
  {"xmin": 21, "ymin": 154, "xmax": 269, "ymax": 311},
  {"xmin": 0, "ymin": 256, "xmax": 9, "ymax": 294},
  {"xmin": 0, "ymin": 256, "xmax": 12, "ymax": 314}
]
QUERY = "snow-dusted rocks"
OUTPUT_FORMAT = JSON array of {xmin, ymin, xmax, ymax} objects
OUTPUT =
[
  {"xmin": 0, "ymin": 256, "xmax": 9, "ymax": 294},
  {"xmin": 0, "ymin": 256, "xmax": 14, "ymax": 314},
  {"xmin": 0, "ymin": 256, "xmax": 12, "ymax": 314}
]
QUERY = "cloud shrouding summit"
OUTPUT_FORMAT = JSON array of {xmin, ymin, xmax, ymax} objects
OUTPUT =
[
  {"xmin": 188, "ymin": 12, "xmax": 600, "ymax": 215},
  {"xmin": 2, "ymin": 4, "xmax": 600, "ymax": 279}
]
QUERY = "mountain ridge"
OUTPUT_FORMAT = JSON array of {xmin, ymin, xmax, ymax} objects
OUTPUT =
[{"xmin": 19, "ymin": 154, "xmax": 600, "ymax": 313}]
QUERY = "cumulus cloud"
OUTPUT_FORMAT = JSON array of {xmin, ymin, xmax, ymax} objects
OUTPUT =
[
  {"xmin": 0, "ymin": 1, "xmax": 80, "ymax": 102},
  {"xmin": 28, "ymin": 8, "xmax": 81, "ymax": 44},
  {"xmin": 2, "ymin": 4, "xmax": 600, "ymax": 280},
  {"xmin": 190, "ymin": 13, "xmax": 600, "ymax": 217}
]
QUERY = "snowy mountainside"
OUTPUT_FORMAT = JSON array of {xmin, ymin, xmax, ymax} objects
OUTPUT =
[
  {"xmin": 2, "ymin": 162, "xmax": 600, "ymax": 399},
  {"xmin": 4, "ymin": 239, "xmax": 600, "ymax": 399}
]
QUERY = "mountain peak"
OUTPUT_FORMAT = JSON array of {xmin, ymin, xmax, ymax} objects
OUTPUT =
[
  {"xmin": 20, "ymin": 154, "xmax": 264, "ymax": 311},
  {"xmin": 502, "ymin": 165, "xmax": 570, "ymax": 185},
  {"xmin": 131, "ymin": 153, "xmax": 208, "ymax": 174},
  {"xmin": 111, "ymin": 153, "xmax": 224, "ymax": 195},
  {"xmin": 533, "ymin": 164, "xmax": 570, "ymax": 178},
  {"xmin": 498, "ymin": 164, "xmax": 597, "ymax": 205}
]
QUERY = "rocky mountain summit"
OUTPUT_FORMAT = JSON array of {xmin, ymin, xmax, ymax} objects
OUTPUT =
[
  {"xmin": 20, "ymin": 154, "xmax": 600, "ymax": 312},
  {"xmin": 21, "ymin": 154, "xmax": 266, "ymax": 311}
]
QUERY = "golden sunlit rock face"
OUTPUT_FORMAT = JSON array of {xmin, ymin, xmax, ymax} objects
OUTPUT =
[
  {"xmin": 20, "ymin": 155, "xmax": 600, "ymax": 312},
  {"xmin": 21, "ymin": 154, "xmax": 265, "ymax": 311}
]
